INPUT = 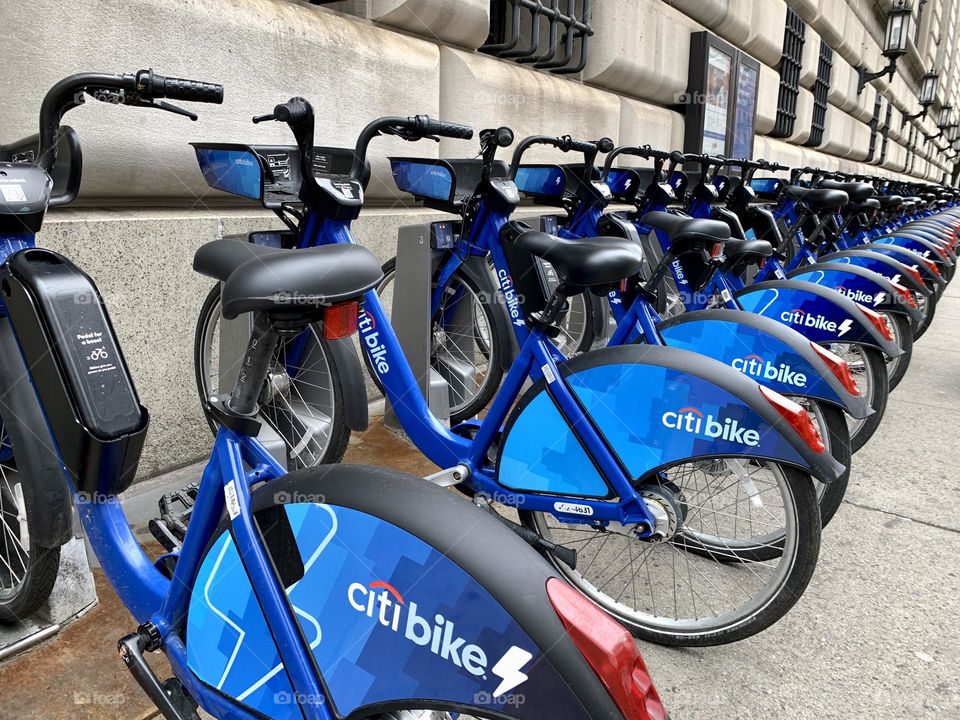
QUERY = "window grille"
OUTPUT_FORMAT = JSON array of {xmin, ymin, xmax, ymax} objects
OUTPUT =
[
  {"xmin": 770, "ymin": 9, "xmax": 806, "ymax": 138},
  {"xmin": 483, "ymin": 0, "xmax": 593, "ymax": 75},
  {"xmin": 804, "ymin": 40, "xmax": 833, "ymax": 147}
]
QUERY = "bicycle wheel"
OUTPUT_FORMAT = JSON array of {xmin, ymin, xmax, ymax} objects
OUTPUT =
[
  {"xmin": 911, "ymin": 289, "xmax": 937, "ymax": 340},
  {"xmin": 371, "ymin": 258, "xmax": 504, "ymax": 423},
  {"xmin": 520, "ymin": 459, "xmax": 821, "ymax": 646},
  {"xmin": 880, "ymin": 312, "xmax": 913, "ymax": 391},
  {"xmin": 0, "ymin": 438, "xmax": 60, "ymax": 623},
  {"xmin": 194, "ymin": 284, "xmax": 350, "ymax": 468},
  {"xmin": 826, "ymin": 343, "xmax": 889, "ymax": 452}
]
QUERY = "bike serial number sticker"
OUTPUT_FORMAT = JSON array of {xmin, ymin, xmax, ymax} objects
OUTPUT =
[{"xmin": 224, "ymin": 480, "xmax": 241, "ymax": 520}]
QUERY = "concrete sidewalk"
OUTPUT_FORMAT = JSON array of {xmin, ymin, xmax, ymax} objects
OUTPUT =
[{"xmin": 1, "ymin": 288, "xmax": 958, "ymax": 720}]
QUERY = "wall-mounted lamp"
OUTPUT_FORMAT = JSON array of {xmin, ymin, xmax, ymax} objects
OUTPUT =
[
  {"xmin": 931, "ymin": 105, "xmax": 956, "ymax": 140},
  {"xmin": 857, "ymin": 0, "xmax": 913, "ymax": 95},
  {"xmin": 901, "ymin": 71, "xmax": 939, "ymax": 126}
]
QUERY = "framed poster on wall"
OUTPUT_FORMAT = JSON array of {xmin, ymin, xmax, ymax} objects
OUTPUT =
[{"xmin": 683, "ymin": 32, "xmax": 760, "ymax": 161}]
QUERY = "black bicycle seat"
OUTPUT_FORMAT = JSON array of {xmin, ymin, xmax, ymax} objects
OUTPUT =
[
  {"xmin": 723, "ymin": 237, "xmax": 773, "ymax": 262},
  {"xmin": 640, "ymin": 211, "xmax": 730, "ymax": 254},
  {"xmin": 785, "ymin": 185, "xmax": 849, "ymax": 210},
  {"xmin": 506, "ymin": 230, "xmax": 644, "ymax": 290},
  {"xmin": 877, "ymin": 195, "xmax": 903, "ymax": 208},
  {"xmin": 820, "ymin": 180, "xmax": 874, "ymax": 203},
  {"xmin": 194, "ymin": 238, "xmax": 382, "ymax": 318}
]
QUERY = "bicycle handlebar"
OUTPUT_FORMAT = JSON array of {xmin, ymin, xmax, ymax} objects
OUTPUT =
[
  {"xmin": 507, "ymin": 134, "xmax": 606, "ymax": 179},
  {"xmin": 348, "ymin": 115, "xmax": 474, "ymax": 180},
  {"xmin": 37, "ymin": 69, "xmax": 223, "ymax": 171}
]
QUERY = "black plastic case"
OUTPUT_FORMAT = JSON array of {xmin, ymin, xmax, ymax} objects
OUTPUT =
[{"xmin": 1, "ymin": 248, "xmax": 148, "ymax": 497}]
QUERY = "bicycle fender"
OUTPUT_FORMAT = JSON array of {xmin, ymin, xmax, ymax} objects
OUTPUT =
[
  {"xmin": 460, "ymin": 255, "xmax": 518, "ymax": 368},
  {"xmin": 326, "ymin": 335, "xmax": 369, "ymax": 431},
  {"xmin": 0, "ymin": 317, "xmax": 72, "ymax": 547},
  {"xmin": 820, "ymin": 250, "xmax": 932, "ymax": 297},
  {"xmin": 874, "ymin": 234, "xmax": 954, "ymax": 267},
  {"xmin": 735, "ymin": 279, "xmax": 903, "ymax": 357},
  {"xmin": 894, "ymin": 228, "xmax": 957, "ymax": 259},
  {"xmin": 498, "ymin": 344, "xmax": 843, "ymax": 489},
  {"xmin": 186, "ymin": 465, "xmax": 623, "ymax": 720},
  {"xmin": 659, "ymin": 308, "xmax": 871, "ymax": 419},
  {"xmin": 864, "ymin": 244, "xmax": 947, "ymax": 290},
  {"xmin": 788, "ymin": 263, "xmax": 923, "ymax": 324}
]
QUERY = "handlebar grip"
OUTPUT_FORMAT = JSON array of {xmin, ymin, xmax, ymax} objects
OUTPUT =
[
  {"xmin": 415, "ymin": 115, "xmax": 474, "ymax": 140},
  {"xmin": 143, "ymin": 71, "xmax": 223, "ymax": 103},
  {"xmin": 560, "ymin": 136, "xmax": 596, "ymax": 153},
  {"xmin": 595, "ymin": 137, "xmax": 615, "ymax": 153},
  {"xmin": 274, "ymin": 97, "xmax": 312, "ymax": 124}
]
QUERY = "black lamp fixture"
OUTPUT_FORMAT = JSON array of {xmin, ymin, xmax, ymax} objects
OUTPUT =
[
  {"xmin": 932, "ymin": 104, "xmax": 956, "ymax": 140},
  {"xmin": 901, "ymin": 70, "xmax": 939, "ymax": 126},
  {"xmin": 857, "ymin": 0, "xmax": 913, "ymax": 95}
]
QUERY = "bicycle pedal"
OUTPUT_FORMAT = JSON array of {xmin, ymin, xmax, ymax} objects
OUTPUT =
[{"xmin": 148, "ymin": 518, "xmax": 182, "ymax": 554}]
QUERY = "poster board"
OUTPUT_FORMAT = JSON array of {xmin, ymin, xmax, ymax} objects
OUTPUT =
[{"xmin": 683, "ymin": 32, "xmax": 760, "ymax": 161}]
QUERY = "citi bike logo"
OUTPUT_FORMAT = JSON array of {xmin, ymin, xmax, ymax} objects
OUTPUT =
[
  {"xmin": 497, "ymin": 268, "xmax": 526, "ymax": 328},
  {"xmin": 358, "ymin": 311, "xmax": 390, "ymax": 374},
  {"xmin": 731, "ymin": 354, "xmax": 807, "ymax": 388},
  {"xmin": 780, "ymin": 308, "xmax": 853, "ymax": 336},
  {"xmin": 661, "ymin": 406, "xmax": 761, "ymax": 446},
  {"xmin": 348, "ymin": 580, "xmax": 533, "ymax": 697},
  {"xmin": 671, "ymin": 258, "xmax": 686, "ymax": 284},
  {"xmin": 834, "ymin": 286, "xmax": 884, "ymax": 306}
]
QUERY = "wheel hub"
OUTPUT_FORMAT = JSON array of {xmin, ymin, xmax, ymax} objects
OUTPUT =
[{"xmin": 636, "ymin": 482, "xmax": 687, "ymax": 543}]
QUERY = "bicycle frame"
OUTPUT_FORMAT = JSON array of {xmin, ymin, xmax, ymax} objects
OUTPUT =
[{"xmin": 295, "ymin": 211, "xmax": 659, "ymax": 528}]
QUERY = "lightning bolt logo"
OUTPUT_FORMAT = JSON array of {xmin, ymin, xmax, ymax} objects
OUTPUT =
[
  {"xmin": 491, "ymin": 645, "xmax": 533, "ymax": 698},
  {"xmin": 838, "ymin": 319, "xmax": 853, "ymax": 336}
]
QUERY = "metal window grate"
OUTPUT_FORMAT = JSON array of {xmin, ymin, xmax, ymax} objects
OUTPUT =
[
  {"xmin": 867, "ymin": 95, "xmax": 882, "ymax": 160},
  {"xmin": 770, "ymin": 8, "xmax": 806, "ymax": 138},
  {"xmin": 804, "ymin": 40, "xmax": 833, "ymax": 147},
  {"xmin": 482, "ymin": 0, "xmax": 594, "ymax": 75},
  {"xmin": 879, "ymin": 104, "xmax": 893, "ymax": 164}
]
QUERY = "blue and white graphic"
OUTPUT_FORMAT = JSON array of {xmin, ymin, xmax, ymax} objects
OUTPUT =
[{"xmin": 187, "ymin": 504, "xmax": 592, "ymax": 720}]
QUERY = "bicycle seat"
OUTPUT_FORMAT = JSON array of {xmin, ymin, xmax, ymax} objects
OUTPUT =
[
  {"xmin": 877, "ymin": 195, "xmax": 903, "ymax": 208},
  {"xmin": 785, "ymin": 185, "xmax": 849, "ymax": 210},
  {"xmin": 850, "ymin": 197, "xmax": 881, "ymax": 214},
  {"xmin": 506, "ymin": 229, "xmax": 645, "ymax": 289},
  {"xmin": 640, "ymin": 211, "xmax": 730, "ymax": 254},
  {"xmin": 194, "ymin": 238, "xmax": 383, "ymax": 318},
  {"xmin": 820, "ymin": 180, "xmax": 874, "ymax": 203},
  {"xmin": 723, "ymin": 237, "xmax": 773, "ymax": 263}
]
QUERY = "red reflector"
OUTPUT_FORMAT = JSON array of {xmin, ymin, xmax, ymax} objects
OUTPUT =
[
  {"xmin": 322, "ymin": 300, "xmax": 360, "ymax": 339},
  {"xmin": 710, "ymin": 242, "xmax": 724, "ymax": 258},
  {"xmin": 759, "ymin": 386, "xmax": 825, "ymax": 453},
  {"xmin": 904, "ymin": 265, "xmax": 924, "ymax": 286},
  {"xmin": 890, "ymin": 280, "xmax": 917, "ymax": 308},
  {"xmin": 810, "ymin": 342, "xmax": 859, "ymax": 396},
  {"xmin": 547, "ymin": 579, "xmax": 667, "ymax": 720},
  {"xmin": 858, "ymin": 304, "xmax": 894, "ymax": 341}
]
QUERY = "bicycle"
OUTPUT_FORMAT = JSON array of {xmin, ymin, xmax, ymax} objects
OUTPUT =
[
  {"xmin": 0, "ymin": 70, "xmax": 669, "ymax": 720},
  {"xmin": 195, "ymin": 103, "xmax": 840, "ymax": 646}
]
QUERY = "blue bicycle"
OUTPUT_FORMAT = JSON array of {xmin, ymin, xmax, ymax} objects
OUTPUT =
[
  {"xmin": 0, "ymin": 71, "xmax": 672, "ymax": 720},
  {"xmin": 194, "ymin": 106, "xmax": 839, "ymax": 646}
]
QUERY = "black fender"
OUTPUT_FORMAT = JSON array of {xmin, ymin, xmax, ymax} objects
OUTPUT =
[
  {"xmin": 819, "ymin": 249, "xmax": 932, "ymax": 297},
  {"xmin": 459, "ymin": 255, "xmax": 517, "ymax": 368},
  {"xmin": 0, "ymin": 317, "xmax": 73, "ymax": 548},
  {"xmin": 228, "ymin": 465, "xmax": 626, "ymax": 720},
  {"xmin": 735, "ymin": 279, "xmax": 904, "ymax": 357},
  {"xmin": 899, "ymin": 224, "xmax": 957, "ymax": 254},
  {"xmin": 863, "ymin": 244, "xmax": 947, "ymax": 291},
  {"xmin": 788, "ymin": 262, "xmax": 924, "ymax": 324},
  {"xmin": 659, "ymin": 308, "xmax": 872, "ymax": 419},
  {"xmin": 326, "ymin": 336, "xmax": 369, "ymax": 431}
]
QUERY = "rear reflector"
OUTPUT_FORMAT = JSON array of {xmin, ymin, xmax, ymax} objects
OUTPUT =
[
  {"xmin": 858, "ymin": 305, "xmax": 894, "ymax": 341},
  {"xmin": 889, "ymin": 280, "xmax": 918, "ymax": 308},
  {"xmin": 710, "ymin": 242, "xmax": 724, "ymax": 258},
  {"xmin": 903, "ymin": 265, "xmax": 924, "ymax": 286},
  {"xmin": 547, "ymin": 578, "xmax": 666, "ymax": 720},
  {"xmin": 323, "ymin": 300, "xmax": 360, "ymax": 339},
  {"xmin": 810, "ymin": 342, "xmax": 859, "ymax": 396},
  {"xmin": 760, "ymin": 386, "xmax": 825, "ymax": 453}
]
